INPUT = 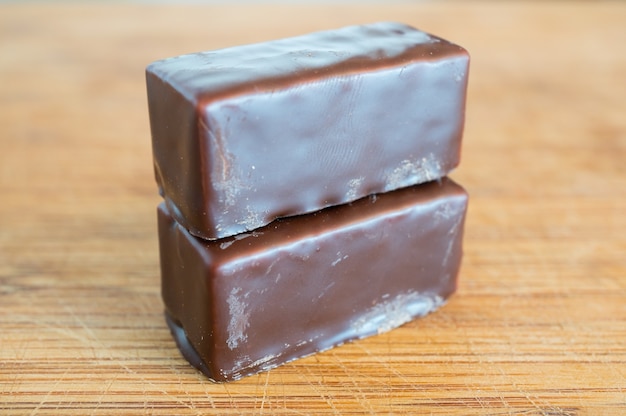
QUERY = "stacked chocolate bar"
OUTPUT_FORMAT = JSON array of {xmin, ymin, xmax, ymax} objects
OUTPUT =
[{"xmin": 146, "ymin": 22, "xmax": 469, "ymax": 382}]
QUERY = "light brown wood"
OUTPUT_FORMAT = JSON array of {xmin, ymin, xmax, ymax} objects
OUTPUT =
[{"xmin": 1, "ymin": 2, "xmax": 625, "ymax": 414}]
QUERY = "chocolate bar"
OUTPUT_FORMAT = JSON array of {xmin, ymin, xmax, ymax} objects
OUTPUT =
[
  {"xmin": 158, "ymin": 178, "xmax": 467, "ymax": 382},
  {"xmin": 147, "ymin": 22, "xmax": 469, "ymax": 240}
]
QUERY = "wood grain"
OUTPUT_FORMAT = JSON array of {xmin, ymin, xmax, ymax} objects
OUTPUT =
[{"xmin": 1, "ymin": 2, "xmax": 625, "ymax": 414}]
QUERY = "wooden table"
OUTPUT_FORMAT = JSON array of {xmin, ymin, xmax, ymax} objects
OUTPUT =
[{"xmin": 1, "ymin": 2, "xmax": 625, "ymax": 414}]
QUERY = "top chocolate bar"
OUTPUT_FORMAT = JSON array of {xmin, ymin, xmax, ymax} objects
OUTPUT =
[{"xmin": 146, "ymin": 22, "xmax": 469, "ymax": 240}]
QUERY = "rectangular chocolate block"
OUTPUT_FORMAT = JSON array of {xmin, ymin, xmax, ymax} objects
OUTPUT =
[
  {"xmin": 147, "ymin": 22, "xmax": 469, "ymax": 240},
  {"xmin": 158, "ymin": 178, "xmax": 468, "ymax": 382}
]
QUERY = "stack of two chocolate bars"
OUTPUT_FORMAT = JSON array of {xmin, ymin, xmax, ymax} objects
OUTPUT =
[{"xmin": 146, "ymin": 22, "xmax": 469, "ymax": 382}]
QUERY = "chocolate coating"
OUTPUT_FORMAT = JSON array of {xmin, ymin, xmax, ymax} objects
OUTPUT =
[
  {"xmin": 158, "ymin": 178, "xmax": 468, "ymax": 382},
  {"xmin": 147, "ymin": 22, "xmax": 469, "ymax": 239}
]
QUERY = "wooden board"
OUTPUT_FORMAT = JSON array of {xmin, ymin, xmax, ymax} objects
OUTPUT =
[{"xmin": 1, "ymin": 2, "xmax": 625, "ymax": 414}]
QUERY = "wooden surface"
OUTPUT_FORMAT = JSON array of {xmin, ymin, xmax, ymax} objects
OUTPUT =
[{"xmin": 1, "ymin": 2, "xmax": 625, "ymax": 414}]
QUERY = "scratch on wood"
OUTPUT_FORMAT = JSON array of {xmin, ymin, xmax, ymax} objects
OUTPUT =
[
  {"xmin": 258, "ymin": 369, "xmax": 271, "ymax": 414},
  {"xmin": 28, "ymin": 367, "xmax": 71, "ymax": 416},
  {"xmin": 296, "ymin": 364, "xmax": 341, "ymax": 415},
  {"xmin": 328, "ymin": 350, "xmax": 376, "ymax": 415}
]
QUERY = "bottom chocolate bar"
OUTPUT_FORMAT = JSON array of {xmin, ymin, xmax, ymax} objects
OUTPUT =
[{"xmin": 158, "ymin": 178, "xmax": 468, "ymax": 382}]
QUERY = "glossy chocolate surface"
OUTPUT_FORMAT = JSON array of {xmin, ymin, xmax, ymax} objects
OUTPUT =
[
  {"xmin": 158, "ymin": 178, "xmax": 468, "ymax": 382},
  {"xmin": 147, "ymin": 22, "xmax": 469, "ymax": 239}
]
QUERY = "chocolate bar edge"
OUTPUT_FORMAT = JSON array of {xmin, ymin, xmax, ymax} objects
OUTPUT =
[
  {"xmin": 165, "ymin": 312, "xmax": 214, "ymax": 379},
  {"xmin": 165, "ymin": 295, "xmax": 449, "ymax": 383}
]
